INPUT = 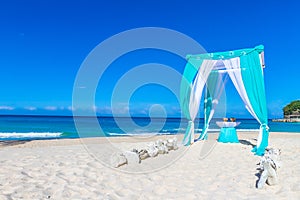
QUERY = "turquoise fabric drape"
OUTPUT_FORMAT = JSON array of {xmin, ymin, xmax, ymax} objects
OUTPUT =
[
  {"xmin": 199, "ymin": 71, "xmax": 227, "ymax": 140},
  {"xmin": 199, "ymin": 72, "xmax": 218, "ymax": 140},
  {"xmin": 200, "ymin": 88, "xmax": 212, "ymax": 140},
  {"xmin": 240, "ymin": 51, "xmax": 269, "ymax": 156},
  {"xmin": 180, "ymin": 60, "xmax": 204, "ymax": 118},
  {"xmin": 182, "ymin": 121, "xmax": 194, "ymax": 145}
]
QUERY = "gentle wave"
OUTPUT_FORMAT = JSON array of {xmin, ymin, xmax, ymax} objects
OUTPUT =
[
  {"xmin": 162, "ymin": 128, "xmax": 260, "ymax": 133},
  {"xmin": 236, "ymin": 129, "xmax": 260, "ymax": 132},
  {"xmin": 0, "ymin": 132, "xmax": 63, "ymax": 139},
  {"xmin": 161, "ymin": 128, "xmax": 203, "ymax": 133},
  {"xmin": 206, "ymin": 129, "xmax": 260, "ymax": 132}
]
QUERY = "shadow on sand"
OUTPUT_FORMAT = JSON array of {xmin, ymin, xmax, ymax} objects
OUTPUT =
[
  {"xmin": 0, "ymin": 140, "xmax": 31, "ymax": 147},
  {"xmin": 239, "ymin": 139, "xmax": 256, "ymax": 148}
]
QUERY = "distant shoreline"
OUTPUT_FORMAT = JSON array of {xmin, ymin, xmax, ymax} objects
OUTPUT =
[{"xmin": 272, "ymin": 118, "xmax": 300, "ymax": 122}]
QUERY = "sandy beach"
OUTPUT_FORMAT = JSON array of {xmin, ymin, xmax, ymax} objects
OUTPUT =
[{"xmin": 0, "ymin": 132, "xmax": 299, "ymax": 199}]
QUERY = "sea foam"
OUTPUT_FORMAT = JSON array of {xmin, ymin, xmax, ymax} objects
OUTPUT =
[{"xmin": 0, "ymin": 132, "xmax": 62, "ymax": 139}]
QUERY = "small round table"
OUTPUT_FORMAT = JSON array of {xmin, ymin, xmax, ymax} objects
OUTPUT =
[{"xmin": 216, "ymin": 122, "xmax": 241, "ymax": 143}]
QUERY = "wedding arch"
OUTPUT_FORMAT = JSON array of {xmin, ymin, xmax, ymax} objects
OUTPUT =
[{"xmin": 180, "ymin": 45, "xmax": 268, "ymax": 156}]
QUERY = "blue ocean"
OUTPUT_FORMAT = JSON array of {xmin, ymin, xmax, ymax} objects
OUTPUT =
[{"xmin": 0, "ymin": 115, "xmax": 299, "ymax": 140}]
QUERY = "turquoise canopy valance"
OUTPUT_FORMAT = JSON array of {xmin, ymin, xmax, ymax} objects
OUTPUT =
[
  {"xmin": 186, "ymin": 44, "xmax": 264, "ymax": 60},
  {"xmin": 180, "ymin": 45, "xmax": 268, "ymax": 156}
]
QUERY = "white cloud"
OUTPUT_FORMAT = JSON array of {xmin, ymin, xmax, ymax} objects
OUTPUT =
[
  {"xmin": 24, "ymin": 106, "xmax": 37, "ymax": 111},
  {"xmin": 92, "ymin": 105, "xmax": 97, "ymax": 112},
  {"xmin": 96, "ymin": 106, "xmax": 112, "ymax": 115},
  {"xmin": 44, "ymin": 106, "xmax": 58, "ymax": 111},
  {"xmin": 138, "ymin": 109, "xmax": 148, "ymax": 115},
  {"xmin": 67, "ymin": 106, "xmax": 76, "ymax": 111},
  {"xmin": 0, "ymin": 106, "xmax": 14, "ymax": 110},
  {"xmin": 111, "ymin": 104, "xmax": 129, "ymax": 115}
]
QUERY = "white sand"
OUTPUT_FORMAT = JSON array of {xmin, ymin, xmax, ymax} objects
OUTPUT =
[{"xmin": 0, "ymin": 132, "xmax": 299, "ymax": 199}]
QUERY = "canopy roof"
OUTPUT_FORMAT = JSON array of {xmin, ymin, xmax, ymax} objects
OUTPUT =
[{"xmin": 186, "ymin": 44, "xmax": 264, "ymax": 60}]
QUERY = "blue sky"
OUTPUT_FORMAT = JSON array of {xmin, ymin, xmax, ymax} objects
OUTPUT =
[{"xmin": 0, "ymin": 0, "xmax": 299, "ymax": 118}]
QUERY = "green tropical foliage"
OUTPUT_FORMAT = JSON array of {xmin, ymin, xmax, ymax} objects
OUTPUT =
[{"xmin": 283, "ymin": 100, "xmax": 300, "ymax": 115}]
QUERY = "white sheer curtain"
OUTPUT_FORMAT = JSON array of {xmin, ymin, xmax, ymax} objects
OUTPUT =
[
  {"xmin": 199, "ymin": 71, "xmax": 227, "ymax": 140},
  {"xmin": 187, "ymin": 59, "xmax": 217, "ymax": 143},
  {"xmin": 190, "ymin": 60, "xmax": 218, "ymax": 117},
  {"xmin": 223, "ymin": 58, "xmax": 260, "ymax": 122},
  {"xmin": 207, "ymin": 71, "xmax": 227, "ymax": 121}
]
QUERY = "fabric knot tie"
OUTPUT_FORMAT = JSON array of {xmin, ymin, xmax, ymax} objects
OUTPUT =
[{"xmin": 260, "ymin": 123, "xmax": 269, "ymax": 130}]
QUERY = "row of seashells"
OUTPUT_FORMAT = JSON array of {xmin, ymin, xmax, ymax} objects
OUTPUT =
[{"xmin": 111, "ymin": 137, "xmax": 179, "ymax": 168}]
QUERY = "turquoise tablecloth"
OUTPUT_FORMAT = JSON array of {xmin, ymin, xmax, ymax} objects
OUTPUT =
[{"xmin": 218, "ymin": 127, "xmax": 239, "ymax": 143}]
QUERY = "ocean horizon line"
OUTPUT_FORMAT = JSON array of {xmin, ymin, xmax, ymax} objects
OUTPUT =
[{"xmin": 0, "ymin": 114, "xmax": 270, "ymax": 120}]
